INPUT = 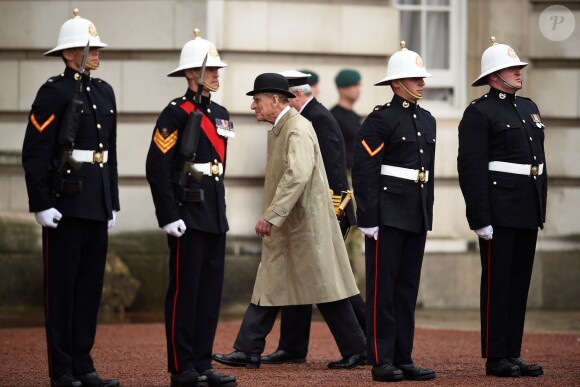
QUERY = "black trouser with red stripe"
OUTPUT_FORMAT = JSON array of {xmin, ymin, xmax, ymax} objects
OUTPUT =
[
  {"xmin": 42, "ymin": 218, "xmax": 108, "ymax": 379},
  {"xmin": 276, "ymin": 294, "xmax": 366, "ymax": 357},
  {"xmin": 365, "ymin": 225, "xmax": 426, "ymax": 366},
  {"xmin": 478, "ymin": 226, "xmax": 537, "ymax": 359},
  {"xmin": 165, "ymin": 229, "xmax": 226, "ymax": 374}
]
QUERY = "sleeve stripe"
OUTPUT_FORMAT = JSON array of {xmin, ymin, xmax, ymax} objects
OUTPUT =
[
  {"xmin": 30, "ymin": 113, "xmax": 55, "ymax": 133},
  {"xmin": 361, "ymin": 139, "xmax": 384, "ymax": 157}
]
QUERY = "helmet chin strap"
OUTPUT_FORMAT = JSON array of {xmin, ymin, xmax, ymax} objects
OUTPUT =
[
  {"xmin": 398, "ymin": 80, "xmax": 422, "ymax": 100},
  {"xmin": 495, "ymin": 72, "xmax": 522, "ymax": 90},
  {"xmin": 192, "ymin": 71, "xmax": 219, "ymax": 93},
  {"xmin": 73, "ymin": 51, "xmax": 99, "ymax": 71}
]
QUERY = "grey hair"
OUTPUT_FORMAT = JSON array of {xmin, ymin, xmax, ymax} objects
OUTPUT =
[{"xmin": 289, "ymin": 84, "xmax": 312, "ymax": 97}]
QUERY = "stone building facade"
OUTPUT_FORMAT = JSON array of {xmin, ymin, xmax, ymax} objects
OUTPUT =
[{"xmin": 0, "ymin": 0, "xmax": 578, "ymax": 311}]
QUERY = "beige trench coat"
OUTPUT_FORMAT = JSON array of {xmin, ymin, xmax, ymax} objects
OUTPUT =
[{"xmin": 250, "ymin": 108, "xmax": 360, "ymax": 306}]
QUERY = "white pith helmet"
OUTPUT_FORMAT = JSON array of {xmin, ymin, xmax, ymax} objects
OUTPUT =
[
  {"xmin": 167, "ymin": 28, "xmax": 227, "ymax": 77},
  {"xmin": 375, "ymin": 41, "xmax": 432, "ymax": 86},
  {"xmin": 44, "ymin": 8, "xmax": 107, "ymax": 57},
  {"xmin": 472, "ymin": 37, "xmax": 528, "ymax": 87}
]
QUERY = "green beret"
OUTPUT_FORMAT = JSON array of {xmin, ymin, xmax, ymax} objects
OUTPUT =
[
  {"xmin": 298, "ymin": 69, "xmax": 319, "ymax": 86},
  {"xmin": 335, "ymin": 69, "xmax": 361, "ymax": 88}
]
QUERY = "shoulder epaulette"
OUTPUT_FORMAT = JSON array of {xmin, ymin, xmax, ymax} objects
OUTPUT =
[
  {"xmin": 373, "ymin": 103, "xmax": 391, "ymax": 111},
  {"xmin": 45, "ymin": 74, "xmax": 66, "ymax": 84},
  {"xmin": 469, "ymin": 95, "xmax": 488, "ymax": 105}
]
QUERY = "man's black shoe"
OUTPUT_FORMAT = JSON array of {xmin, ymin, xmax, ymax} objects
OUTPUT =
[
  {"xmin": 485, "ymin": 358, "xmax": 521, "ymax": 377},
  {"xmin": 396, "ymin": 363, "xmax": 436, "ymax": 381},
  {"xmin": 261, "ymin": 350, "xmax": 306, "ymax": 364},
  {"xmin": 212, "ymin": 351, "xmax": 260, "ymax": 369},
  {"xmin": 328, "ymin": 352, "xmax": 366, "ymax": 369},
  {"xmin": 50, "ymin": 374, "xmax": 82, "ymax": 387},
  {"xmin": 170, "ymin": 369, "xmax": 209, "ymax": 387},
  {"xmin": 76, "ymin": 372, "xmax": 120, "ymax": 387},
  {"xmin": 201, "ymin": 369, "xmax": 237, "ymax": 387},
  {"xmin": 372, "ymin": 364, "xmax": 404, "ymax": 382},
  {"xmin": 508, "ymin": 357, "xmax": 544, "ymax": 377}
]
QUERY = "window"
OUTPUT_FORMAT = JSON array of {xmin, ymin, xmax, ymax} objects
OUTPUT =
[{"xmin": 397, "ymin": 0, "xmax": 466, "ymax": 109}]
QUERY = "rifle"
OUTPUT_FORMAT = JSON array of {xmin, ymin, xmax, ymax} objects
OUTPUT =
[
  {"xmin": 50, "ymin": 41, "xmax": 89, "ymax": 202},
  {"xmin": 174, "ymin": 53, "xmax": 208, "ymax": 205}
]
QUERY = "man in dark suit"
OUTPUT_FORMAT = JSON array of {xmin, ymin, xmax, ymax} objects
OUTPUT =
[
  {"xmin": 256, "ymin": 71, "xmax": 366, "ymax": 367},
  {"xmin": 458, "ymin": 37, "xmax": 546, "ymax": 378},
  {"xmin": 21, "ymin": 9, "xmax": 119, "ymax": 387},
  {"xmin": 146, "ymin": 29, "xmax": 237, "ymax": 387},
  {"xmin": 352, "ymin": 42, "xmax": 436, "ymax": 382}
]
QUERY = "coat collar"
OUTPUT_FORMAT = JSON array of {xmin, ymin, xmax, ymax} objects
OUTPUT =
[
  {"xmin": 391, "ymin": 94, "xmax": 418, "ymax": 111},
  {"xmin": 488, "ymin": 87, "xmax": 517, "ymax": 102},
  {"xmin": 272, "ymin": 107, "xmax": 299, "ymax": 136}
]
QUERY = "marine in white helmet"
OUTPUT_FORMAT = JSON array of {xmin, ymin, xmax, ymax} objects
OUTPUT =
[
  {"xmin": 22, "ymin": 8, "xmax": 120, "ymax": 387},
  {"xmin": 352, "ymin": 42, "xmax": 437, "ymax": 383},
  {"xmin": 146, "ymin": 29, "xmax": 237, "ymax": 387},
  {"xmin": 458, "ymin": 37, "xmax": 546, "ymax": 378}
]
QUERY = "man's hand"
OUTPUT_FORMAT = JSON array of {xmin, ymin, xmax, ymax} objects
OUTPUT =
[
  {"xmin": 107, "ymin": 210, "xmax": 117, "ymax": 229},
  {"xmin": 34, "ymin": 208, "xmax": 62, "ymax": 228},
  {"xmin": 162, "ymin": 219, "xmax": 186, "ymax": 238},
  {"xmin": 255, "ymin": 218, "xmax": 272, "ymax": 237},
  {"xmin": 475, "ymin": 225, "xmax": 493, "ymax": 240},
  {"xmin": 359, "ymin": 226, "xmax": 379, "ymax": 240}
]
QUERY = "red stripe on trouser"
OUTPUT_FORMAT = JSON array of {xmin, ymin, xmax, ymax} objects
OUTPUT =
[
  {"xmin": 373, "ymin": 238, "xmax": 380, "ymax": 364},
  {"xmin": 44, "ymin": 228, "xmax": 52, "ymax": 373},
  {"xmin": 485, "ymin": 239, "xmax": 491, "ymax": 358},
  {"xmin": 171, "ymin": 238, "xmax": 181, "ymax": 372}
]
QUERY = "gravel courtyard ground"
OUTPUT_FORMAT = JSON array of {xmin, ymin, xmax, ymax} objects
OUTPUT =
[{"xmin": 1, "ymin": 310, "xmax": 579, "ymax": 386}]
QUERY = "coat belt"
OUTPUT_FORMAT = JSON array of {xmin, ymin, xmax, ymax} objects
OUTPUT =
[
  {"xmin": 381, "ymin": 164, "xmax": 429, "ymax": 183},
  {"xmin": 489, "ymin": 161, "xmax": 544, "ymax": 176},
  {"xmin": 72, "ymin": 149, "xmax": 108, "ymax": 163}
]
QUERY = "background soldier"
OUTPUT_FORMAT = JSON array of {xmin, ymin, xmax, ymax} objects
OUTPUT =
[
  {"xmin": 258, "ymin": 71, "xmax": 365, "ymax": 367},
  {"xmin": 352, "ymin": 42, "xmax": 436, "ymax": 383},
  {"xmin": 21, "ymin": 9, "xmax": 120, "ymax": 387},
  {"xmin": 213, "ymin": 73, "xmax": 366, "ymax": 371},
  {"xmin": 145, "ymin": 29, "xmax": 237, "ymax": 387},
  {"xmin": 457, "ymin": 37, "xmax": 546, "ymax": 378}
]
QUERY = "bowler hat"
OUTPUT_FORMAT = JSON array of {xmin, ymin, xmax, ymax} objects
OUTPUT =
[{"xmin": 246, "ymin": 73, "xmax": 296, "ymax": 98}]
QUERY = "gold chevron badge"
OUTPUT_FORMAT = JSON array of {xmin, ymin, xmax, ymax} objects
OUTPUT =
[
  {"xmin": 153, "ymin": 128, "xmax": 177, "ymax": 154},
  {"xmin": 30, "ymin": 113, "xmax": 55, "ymax": 133},
  {"xmin": 361, "ymin": 139, "xmax": 384, "ymax": 157}
]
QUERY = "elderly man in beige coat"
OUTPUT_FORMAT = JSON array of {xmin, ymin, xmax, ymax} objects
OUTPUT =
[{"xmin": 213, "ymin": 73, "xmax": 366, "ymax": 371}]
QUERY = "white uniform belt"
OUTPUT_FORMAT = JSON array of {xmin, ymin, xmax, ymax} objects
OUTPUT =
[
  {"xmin": 381, "ymin": 165, "xmax": 429, "ymax": 183},
  {"xmin": 193, "ymin": 162, "xmax": 223, "ymax": 176},
  {"xmin": 72, "ymin": 149, "xmax": 108, "ymax": 163},
  {"xmin": 489, "ymin": 161, "xmax": 544, "ymax": 176}
]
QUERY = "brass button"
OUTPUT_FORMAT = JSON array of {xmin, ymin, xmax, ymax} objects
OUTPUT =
[
  {"xmin": 507, "ymin": 124, "xmax": 511, "ymax": 128},
  {"xmin": 207, "ymin": 108, "xmax": 211, "ymax": 113},
  {"xmin": 99, "ymin": 163, "xmax": 104, "ymax": 168},
  {"xmin": 215, "ymin": 176, "xmax": 219, "ymax": 182},
  {"xmin": 493, "ymin": 181, "xmax": 497, "ymax": 185},
  {"xmin": 67, "ymin": 170, "xmax": 71, "ymax": 174},
  {"xmin": 420, "ymin": 149, "xmax": 424, "ymax": 154},
  {"xmin": 522, "ymin": 119, "xmax": 526, "ymax": 123},
  {"xmin": 110, "ymin": 109, "xmax": 114, "ymax": 114},
  {"xmin": 534, "ymin": 156, "xmax": 537, "ymax": 160},
  {"xmin": 417, "ymin": 132, "xmax": 421, "ymax": 136},
  {"xmin": 421, "ymin": 184, "xmax": 424, "ymax": 188},
  {"xmin": 99, "ymin": 143, "xmax": 103, "ymax": 149},
  {"xmin": 413, "ymin": 114, "xmax": 417, "ymax": 119},
  {"xmin": 86, "ymin": 86, "xmax": 91, "ymax": 92},
  {"xmin": 97, "ymin": 124, "xmax": 101, "ymax": 129},
  {"xmin": 92, "ymin": 104, "xmax": 97, "ymax": 110},
  {"xmin": 402, "ymin": 137, "xmax": 406, "ymax": 141},
  {"xmin": 383, "ymin": 187, "xmax": 387, "ymax": 191},
  {"xmin": 529, "ymin": 137, "xmax": 533, "ymax": 141}
]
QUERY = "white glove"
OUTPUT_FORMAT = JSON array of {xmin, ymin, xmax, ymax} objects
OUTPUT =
[
  {"xmin": 107, "ymin": 210, "xmax": 117, "ymax": 229},
  {"xmin": 359, "ymin": 226, "xmax": 379, "ymax": 240},
  {"xmin": 162, "ymin": 219, "xmax": 186, "ymax": 238},
  {"xmin": 34, "ymin": 208, "xmax": 62, "ymax": 228},
  {"xmin": 475, "ymin": 225, "xmax": 493, "ymax": 240}
]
